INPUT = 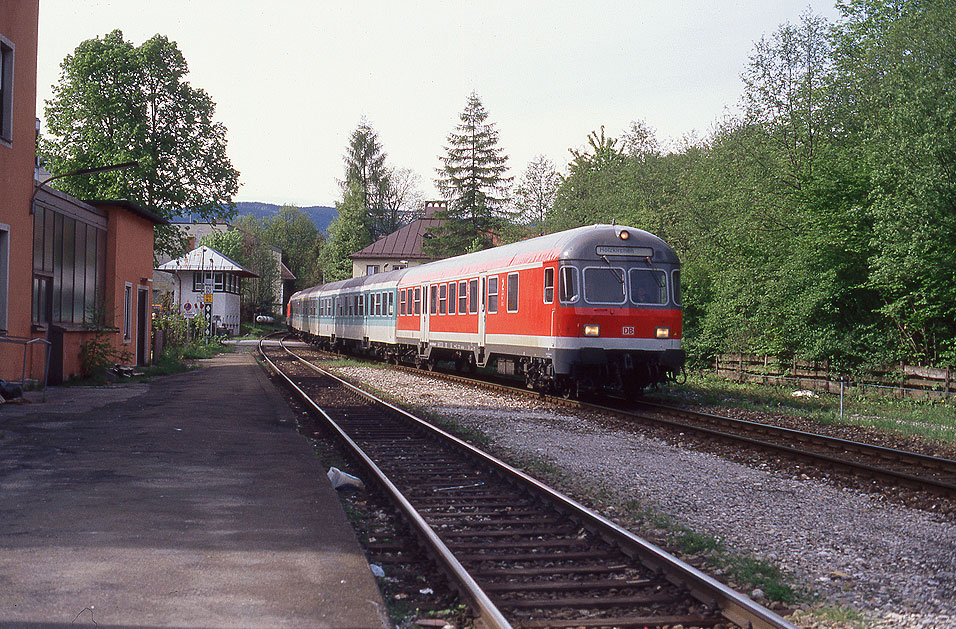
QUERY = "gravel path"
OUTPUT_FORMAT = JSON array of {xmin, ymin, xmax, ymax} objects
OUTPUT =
[{"xmin": 333, "ymin": 364, "xmax": 956, "ymax": 629}]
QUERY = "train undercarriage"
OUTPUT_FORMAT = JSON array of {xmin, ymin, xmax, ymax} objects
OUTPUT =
[{"xmin": 294, "ymin": 330, "xmax": 684, "ymax": 399}]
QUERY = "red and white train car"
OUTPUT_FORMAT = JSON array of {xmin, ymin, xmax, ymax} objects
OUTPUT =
[{"xmin": 289, "ymin": 224, "xmax": 684, "ymax": 396}]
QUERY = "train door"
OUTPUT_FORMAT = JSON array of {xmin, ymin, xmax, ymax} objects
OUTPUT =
[
  {"xmin": 421, "ymin": 283, "xmax": 430, "ymax": 345},
  {"xmin": 477, "ymin": 273, "xmax": 487, "ymax": 358}
]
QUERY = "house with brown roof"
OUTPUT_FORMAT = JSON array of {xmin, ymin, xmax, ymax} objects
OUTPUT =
[{"xmin": 349, "ymin": 201, "xmax": 446, "ymax": 278}]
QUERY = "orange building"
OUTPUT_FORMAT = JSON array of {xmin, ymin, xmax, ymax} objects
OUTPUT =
[
  {"xmin": 1, "ymin": 1, "xmax": 166, "ymax": 386},
  {"xmin": 0, "ymin": 1, "xmax": 41, "ymax": 386},
  {"xmin": 32, "ymin": 188, "xmax": 166, "ymax": 384}
]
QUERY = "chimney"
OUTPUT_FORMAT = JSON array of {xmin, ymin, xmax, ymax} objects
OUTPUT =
[{"xmin": 423, "ymin": 200, "xmax": 447, "ymax": 219}]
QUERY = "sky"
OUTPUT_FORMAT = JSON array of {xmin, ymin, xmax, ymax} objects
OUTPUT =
[{"xmin": 36, "ymin": 0, "xmax": 843, "ymax": 208}]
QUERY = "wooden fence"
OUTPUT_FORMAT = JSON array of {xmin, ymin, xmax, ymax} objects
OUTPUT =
[{"xmin": 711, "ymin": 354, "xmax": 956, "ymax": 401}]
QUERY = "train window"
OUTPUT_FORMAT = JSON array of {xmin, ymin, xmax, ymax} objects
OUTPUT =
[
  {"xmin": 400, "ymin": 289, "xmax": 406, "ymax": 316},
  {"xmin": 338, "ymin": 300, "xmax": 343, "ymax": 316},
  {"xmin": 414, "ymin": 287, "xmax": 422, "ymax": 315},
  {"xmin": 559, "ymin": 267, "xmax": 579, "ymax": 303},
  {"xmin": 468, "ymin": 279, "xmax": 478, "ymax": 313},
  {"xmin": 439, "ymin": 284, "xmax": 447, "ymax": 315},
  {"xmin": 507, "ymin": 273, "xmax": 519, "ymax": 312},
  {"xmin": 672, "ymin": 270, "xmax": 681, "ymax": 305},
  {"xmin": 458, "ymin": 281, "xmax": 467, "ymax": 313},
  {"xmin": 544, "ymin": 268, "xmax": 554, "ymax": 304},
  {"xmin": 388, "ymin": 292, "xmax": 394, "ymax": 316},
  {"xmin": 430, "ymin": 285, "xmax": 438, "ymax": 315},
  {"xmin": 449, "ymin": 282, "xmax": 457, "ymax": 314},
  {"xmin": 628, "ymin": 269, "xmax": 666, "ymax": 305},
  {"xmin": 375, "ymin": 292, "xmax": 382, "ymax": 316},
  {"xmin": 487, "ymin": 276, "xmax": 499, "ymax": 313},
  {"xmin": 583, "ymin": 267, "xmax": 626, "ymax": 304}
]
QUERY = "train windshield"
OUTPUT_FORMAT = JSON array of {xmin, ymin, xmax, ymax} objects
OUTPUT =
[
  {"xmin": 629, "ymin": 269, "xmax": 667, "ymax": 305},
  {"xmin": 583, "ymin": 267, "xmax": 626, "ymax": 304}
]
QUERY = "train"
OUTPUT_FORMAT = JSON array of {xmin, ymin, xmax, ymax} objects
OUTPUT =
[{"xmin": 287, "ymin": 224, "xmax": 684, "ymax": 397}]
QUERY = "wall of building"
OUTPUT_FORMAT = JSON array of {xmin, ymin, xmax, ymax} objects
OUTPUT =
[
  {"xmin": 351, "ymin": 258, "xmax": 421, "ymax": 279},
  {"xmin": 101, "ymin": 204, "xmax": 158, "ymax": 369},
  {"xmin": 0, "ymin": 1, "xmax": 41, "ymax": 383}
]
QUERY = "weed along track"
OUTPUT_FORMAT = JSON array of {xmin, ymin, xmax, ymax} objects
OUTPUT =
[{"xmin": 260, "ymin": 336, "xmax": 795, "ymax": 629}]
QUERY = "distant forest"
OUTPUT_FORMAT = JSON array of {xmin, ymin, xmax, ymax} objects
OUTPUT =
[{"xmin": 233, "ymin": 202, "xmax": 337, "ymax": 233}]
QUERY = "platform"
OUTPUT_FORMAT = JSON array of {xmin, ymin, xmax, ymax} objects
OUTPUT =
[{"xmin": 0, "ymin": 350, "xmax": 389, "ymax": 628}]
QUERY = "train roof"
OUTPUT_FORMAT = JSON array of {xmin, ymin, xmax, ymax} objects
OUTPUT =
[
  {"xmin": 289, "ymin": 224, "xmax": 678, "ymax": 300},
  {"xmin": 398, "ymin": 224, "xmax": 678, "ymax": 284}
]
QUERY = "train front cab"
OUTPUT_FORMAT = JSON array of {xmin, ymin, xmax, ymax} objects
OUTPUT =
[{"xmin": 549, "ymin": 228, "xmax": 684, "ymax": 396}]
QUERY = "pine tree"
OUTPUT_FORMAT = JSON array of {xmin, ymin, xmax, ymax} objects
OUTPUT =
[
  {"xmin": 342, "ymin": 119, "xmax": 393, "ymax": 240},
  {"xmin": 428, "ymin": 92, "xmax": 512, "ymax": 258}
]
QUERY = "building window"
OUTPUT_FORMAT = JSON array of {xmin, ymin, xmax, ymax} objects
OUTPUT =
[
  {"xmin": 507, "ymin": 272, "xmax": 519, "ymax": 312},
  {"xmin": 366, "ymin": 264, "xmax": 380, "ymax": 275},
  {"xmin": 214, "ymin": 272, "xmax": 224, "ymax": 292},
  {"xmin": 0, "ymin": 35, "xmax": 14, "ymax": 144},
  {"xmin": 123, "ymin": 283, "xmax": 132, "ymax": 341},
  {"xmin": 32, "ymin": 207, "xmax": 106, "ymax": 326}
]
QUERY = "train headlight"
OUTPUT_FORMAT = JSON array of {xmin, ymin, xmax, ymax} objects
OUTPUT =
[
  {"xmin": 655, "ymin": 327, "xmax": 671, "ymax": 339},
  {"xmin": 618, "ymin": 229, "xmax": 630, "ymax": 241},
  {"xmin": 583, "ymin": 324, "xmax": 601, "ymax": 337}
]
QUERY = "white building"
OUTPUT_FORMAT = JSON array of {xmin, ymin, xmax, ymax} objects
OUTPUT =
[{"xmin": 156, "ymin": 246, "xmax": 258, "ymax": 335}]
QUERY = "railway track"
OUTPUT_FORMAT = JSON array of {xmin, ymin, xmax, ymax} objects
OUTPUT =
[
  {"xmin": 259, "ymin": 336, "xmax": 795, "ymax": 629},
  {"xmin": 315, "ymin": 347, "xmax": 956, "ymax": 503}
]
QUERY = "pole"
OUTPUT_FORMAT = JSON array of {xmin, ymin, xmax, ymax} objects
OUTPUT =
[{"xmin": 840, "ymin": 376, "xmax": 845, "ymax": 420}]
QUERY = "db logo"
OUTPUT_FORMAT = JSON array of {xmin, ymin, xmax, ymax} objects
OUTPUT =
[{"xmin": 622, "ymin": 326, "xmax": 635, "ymax": 336}]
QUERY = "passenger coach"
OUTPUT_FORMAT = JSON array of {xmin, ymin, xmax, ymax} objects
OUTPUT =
[{"xmin": 289, "ymin": 224, "xmax": 684, "ymax": 397}]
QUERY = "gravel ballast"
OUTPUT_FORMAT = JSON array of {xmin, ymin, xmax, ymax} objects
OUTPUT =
[{"xmin": 331, "ymin": 364, "xmax": 956, "ymax": 629}]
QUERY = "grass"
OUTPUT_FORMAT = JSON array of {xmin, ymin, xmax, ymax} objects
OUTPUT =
[{"xmin": 649, "ymin": 371, "xmax": 956, "ymax": 445}]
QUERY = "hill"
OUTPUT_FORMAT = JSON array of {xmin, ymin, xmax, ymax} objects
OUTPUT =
[{"xmin": 233, "ymin": 202, "xmax": 338, "ymax": 233}]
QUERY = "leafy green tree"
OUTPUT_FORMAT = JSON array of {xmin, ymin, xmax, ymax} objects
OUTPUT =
[
  {"xmin": 428, "ymin": 92, "xmax": 512, "ymax": 257},
  {"xmin": 40, "ymin": 30, "xmax": 239, "ymax": 256},
  {"xmin": 549, "ymin": 127, "xmax": 628, "ymax": 232},
  {"xmin": 831, "ymin": 0, "xmax": 956, "ymax": 364},
  {"xmin": 197, "ymin": 229, "xmax": 244, "ymax": 262},
  {"xmin": 230, "ymin": 216, "xmax": 279, "ymax": 316},
  {"xmin": 319, "ymin": 182, "xmax": 373, "ymax": 282},
  {"xmin": 262, "ymin": 205, "xmax": 320, "ymax": 290}
]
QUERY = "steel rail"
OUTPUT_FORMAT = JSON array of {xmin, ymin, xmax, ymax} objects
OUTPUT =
[
  {"xmin": 633, "ymin": 399, "xmax": 956, "ymax": 476},
  {"xmin": 332, "ymin": 350, "xmax": 956, "ymax": 498},
  {"xmin": 271, "ymin": 337, "xmax": 797, "ymax": 629},
  {"xmin": 258, "ymin": 336, "xmax": 511, "ymax": 629}
]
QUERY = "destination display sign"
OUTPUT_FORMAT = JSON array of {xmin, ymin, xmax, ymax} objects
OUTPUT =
[{"xmin": 595, "ymin": 246, "xmax": 653, "ymax": 257}]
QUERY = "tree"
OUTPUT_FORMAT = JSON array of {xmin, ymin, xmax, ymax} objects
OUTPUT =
[
  {"xmin": 198, "ymin": 224, "xmax": 278, "ymax": 318},
  {"xmin": 262, "ymin": 205, "xmax": 320, "ymax": 291},
  {"xmin": 549, "ymin": 127, "xmax": 628, "ymax": 232},
  {"xmin": 831, "ymin": 0, "xmax": 956, "ymax": 364},
  {"xmin": 342, "ymin": 119, "xmax": 393, "ymax": 239},
  {"xmin": 40, "ymin": 30, "xmax": 239, "ymax": 256},
  {"xmin": 428, "ymin": 92, "xmax": 512, "ymax": 258},
  {"xmin": 319, "ymin": 182, "xmax": 373, "ymax": 282},
  {"xmin": 514, "ymin": 155, "xmax": 560, "ymax": 232}
]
